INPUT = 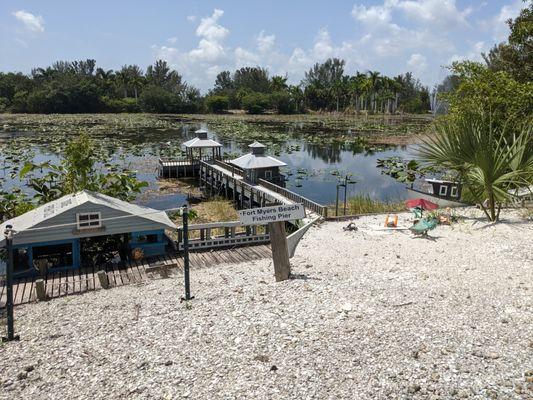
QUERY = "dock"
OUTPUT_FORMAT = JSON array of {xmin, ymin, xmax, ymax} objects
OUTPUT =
[{"xmin": 195, "ymin": 159, "xmax": 328, "ymax": 219}]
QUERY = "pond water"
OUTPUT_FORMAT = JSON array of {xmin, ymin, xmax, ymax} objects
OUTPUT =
[{"xmin": 0, "ymin": 120, "xmax": 416, "ymax": 211}]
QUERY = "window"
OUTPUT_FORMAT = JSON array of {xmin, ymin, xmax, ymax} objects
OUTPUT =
[
  {"xmin": 451, "ymin": 186, "xmax": 458, "ymax": 197},
  {"xmin": 439, "ymin": 185, "xmax": 448, "ymax": 196},
  {"xmin": 77, "ymin": 212, "xmax": 102, "ymax": 229},
  {"xmin": 264, "ymin": 170, "xmax": 273, "ymax": 180},
  {"xmin": 136, "ymin": 234, "xmax": 159, "ymax": 244},
  {"xmin": 33, "ymin": 243, "xmax": 73, "ymax": 269}
]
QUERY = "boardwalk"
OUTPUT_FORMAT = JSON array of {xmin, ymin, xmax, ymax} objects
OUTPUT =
[
  {"xmin": 0, "ymin": 244, "xmax": 272, "ymax": 308},
  {"xmin": 198, "ymin": 160, "xmax": 328, "ymax": 220}
]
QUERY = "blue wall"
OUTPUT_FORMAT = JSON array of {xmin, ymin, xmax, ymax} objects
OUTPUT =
[
  {"xmin": 13, "ymin": 238, "xmax": 80, "ymax": 278},
  {"xmin": 129, "ymin": 229, "xmax": 167, "ymax": 257}
]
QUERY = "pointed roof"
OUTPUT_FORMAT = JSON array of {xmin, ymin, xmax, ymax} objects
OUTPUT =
[
  {"xmin": 182, "ymin": 129, "xmax": 222, "ymax": 148},
  {"xmin": 230, "ymin": 142, "xmax": 286, "ymax": 170},
  {"xmin": 0, "ymin": 190, "xmax": 176, "ymax": 245}
]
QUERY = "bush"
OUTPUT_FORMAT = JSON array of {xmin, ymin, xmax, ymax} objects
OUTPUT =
[
  {"xmin": 242, "ymin": 92, "xmax": 270, "ymax": 114},
  {"xmin": 103, "ymin": 97, "xmax": 140, "ymax": 113},
  {"xmin": 205, "ymin": 95, "xmax": 229, "ymax": 113},
  {"xmin": 270, "ymin": 91, "xmax": 295, "ymax": 114},
  {"xmin": 139, "ymin": 85, "xmax": 179, "ymax": 113},
  {"xmin": 0, "ymin": 97, "xmax": 10, "ymax": 112}
]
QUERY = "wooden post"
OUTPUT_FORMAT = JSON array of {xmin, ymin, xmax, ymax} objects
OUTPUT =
[
  {"xmin": 35, "ymin": 279, "xmax": 46, "ymax": 301},
  {"xmin": 268, "ymin": 221, "xmax": 290, "ymax": 282},
  {"xmin": 97, "ymin": 270, "xmax": 109, "ymax": 289}
]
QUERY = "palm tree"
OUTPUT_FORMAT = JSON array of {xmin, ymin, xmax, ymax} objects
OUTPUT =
[
  {"xmin": 418, "ymin": 112, "xmax": 533, "ymax": 221},
  {"xmin": 367, "ymin": 71, "xmax": 381, "ymax": 113}
]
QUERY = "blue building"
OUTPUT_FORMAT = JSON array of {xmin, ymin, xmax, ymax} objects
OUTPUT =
[{"xmin": 0, "ymin": 190, "xmax": 177, "ymax": 277}]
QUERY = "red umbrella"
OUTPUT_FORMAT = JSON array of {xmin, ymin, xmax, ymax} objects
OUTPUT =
[{"xmin": 405, "ymin": 198, "xmax": 439, "ymax": 210}]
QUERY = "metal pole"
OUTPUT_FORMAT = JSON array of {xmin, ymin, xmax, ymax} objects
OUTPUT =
[
  {"xmin": 181, "ymin": 205, "xmax": 193, "ymax": 301},
  {"xmin": 3, "ymin": 224, "xmax": 19, "ymax": 342},
  {"xmin": 335, "ymin": 185, "xmax": 340, "ymax": 217},
  {"xmin": 343, "ymin": 176, "xmax": 348, "ymax": 216}
]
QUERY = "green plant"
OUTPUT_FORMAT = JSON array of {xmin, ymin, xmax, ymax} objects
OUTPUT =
[
  {"xmin": 418, "ymin": 111, "xmax": 533, "ymax": 221},
  {"xmin": 205, "ymin": 95, "xmax": 229, "ymax": 113}
]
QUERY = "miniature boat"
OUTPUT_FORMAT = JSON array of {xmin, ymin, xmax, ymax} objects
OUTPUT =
[{"xmin": 406, "ymin": 179, "xmax": 466, "ymax": 208}]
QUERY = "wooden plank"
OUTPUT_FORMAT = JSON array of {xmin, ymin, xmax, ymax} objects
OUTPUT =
[{"xmin": 269, "ymin": 221, "xmax": 291, "ymax": 281}]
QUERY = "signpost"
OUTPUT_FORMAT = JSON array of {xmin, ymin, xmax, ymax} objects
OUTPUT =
[{"xmin": 237, "ymin": 204, "xmax": 305, "ymax": 282}]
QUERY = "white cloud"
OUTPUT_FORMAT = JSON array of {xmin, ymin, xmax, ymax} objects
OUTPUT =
[
  {"xmin": 407, "ymin": 53, "xmax": 428, "ymax": 74},
  {"xmin": 167, "ymin": 37, "xmax": 178, "ymax": 44},
  {"xmin": 486, "ymin": 0, "xmax": 523, "ymax": 42},
  {"xmin": 196, "ymin": 9, "xmax": 228, "ymax": 41},
  {"xmin": 352, "ymin": 3, "xmax": 392, "ymax": 26},
  {"xmin": 186, "ymin": 15, "xmax": 196, "ymax": 23},
  {"xmin": 12, "ymin": 10, "xmax": 45, "ymax": 32},
  {"xmin": 257, "ymin": 31, "xmax": 275, "ymax": 53},
  {"xmin": 152, "ymin": 2, "xmax": 511, "ymax": 92},
  {"xmin": 395, "ymin": 0, "xmax": 472, "ymax": 27}
]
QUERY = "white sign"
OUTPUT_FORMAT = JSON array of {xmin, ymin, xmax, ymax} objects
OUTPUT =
[{"xmin": 238, "ymin": 204, "xmax": 306, "ymax": 225}]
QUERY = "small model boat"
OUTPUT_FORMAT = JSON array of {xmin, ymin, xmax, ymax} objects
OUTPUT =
[{"xmin": 406, "ymin": 179, "xmax": 466, "ymax": 207}]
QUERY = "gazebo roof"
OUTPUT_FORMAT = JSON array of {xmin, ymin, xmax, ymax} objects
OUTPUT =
[
  {"xmin": 182, "ymin": 129, "xmax": 222, "ymax": 149},
  {"xmin": 230, "ymin": 141, "xmax": 286, "ymax": 170}
]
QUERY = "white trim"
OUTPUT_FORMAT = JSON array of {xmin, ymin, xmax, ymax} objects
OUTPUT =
[
  {"xmin": 76, "ymin": 212, "xmax": 102, "ymax": 230},
  {"xmin": 264, "ymin": 170, "xmax": 273, "ymax": 180},
  {"xmin": 439, "ymin": 185, "xmax": 448, "ymax": 196},
  {"xmin": 450, "ymin": 186, "xmax": 458, "ymax": 197}
]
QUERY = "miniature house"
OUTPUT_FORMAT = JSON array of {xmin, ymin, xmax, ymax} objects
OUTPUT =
[
  {"xmin": 230, "ymin": 141, "xmax": 286, "ymax": 184},
  {"xmin": 425, "ymin": 179, "xmax": 462, "ymax": 200},
  {"xmin": 182, "ymin": 129, "xmax": 223, "ymax": 162},
  {"xmin": 0, "ymin": 190, "xmax": 176, "ymax": 277}
]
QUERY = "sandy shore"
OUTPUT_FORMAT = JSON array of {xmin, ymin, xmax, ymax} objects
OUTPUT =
[{"xmin": 1, "ymin": 209, "xmax": 532, "ymax": 399}]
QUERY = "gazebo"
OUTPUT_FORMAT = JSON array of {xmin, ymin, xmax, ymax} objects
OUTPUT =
[
  {"xmin": 230, "ymin": 141, "xmax": 286, "ymax": 184},
  {"xmin": 182, "ymin": 129, "xmax": 223, "ymax": 162}
]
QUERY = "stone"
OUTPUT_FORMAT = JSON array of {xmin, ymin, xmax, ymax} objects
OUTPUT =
[{"xmin": 408, "ymin": 383, "xmax": 421, "ymax": 394}]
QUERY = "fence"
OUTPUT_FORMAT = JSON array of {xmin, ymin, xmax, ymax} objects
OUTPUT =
[
  {"xmin": 176, "ymin": 221, "xmax": 270, "ymax": 251},
  {"xmin": 257, "ymin": 179, "xmax": 328, "ymax": 217}
]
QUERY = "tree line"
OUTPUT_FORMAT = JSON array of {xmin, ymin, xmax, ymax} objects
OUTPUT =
[{"xmin": 0, "ymin": 58, "xmax": 431, "ymax": 115}]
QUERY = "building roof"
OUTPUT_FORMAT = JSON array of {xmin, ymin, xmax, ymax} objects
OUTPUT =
[
  {"xmin": 230, "ymin": 153, "xmax": 287, "ymax": 170},
  {"xmin": 182, "ymin": 129, "xmax": 222, "ymax": 148},
  {"xmin": 0, "ymin": 190, "xmax": 176, "ymax": 245},
  {"xmin": 249, "ymin": 141, "xmax": 266, "ymax": 148}
]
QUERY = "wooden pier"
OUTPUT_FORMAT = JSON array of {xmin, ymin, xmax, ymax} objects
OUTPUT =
[
  {"xmin": 0, "ymin": 245, "xmax": 272, "ymax": 308},
  {"xmin": 197, "ymin": 159, "xmax": 328, "ymax": 219}
]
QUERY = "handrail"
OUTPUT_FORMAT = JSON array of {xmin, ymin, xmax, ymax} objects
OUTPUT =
[{"xmin": 257, "ymin": 178, "xmax": 328, "ymax": 217}]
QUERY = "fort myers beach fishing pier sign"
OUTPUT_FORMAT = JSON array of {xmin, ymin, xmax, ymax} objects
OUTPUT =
[
  {"xmin": 237, "ymin": 204, "xmax": 306, "ymax": 225},
  {"xmin": 238, "ymin": 204, "xmax": 306, "ymax": 282}
]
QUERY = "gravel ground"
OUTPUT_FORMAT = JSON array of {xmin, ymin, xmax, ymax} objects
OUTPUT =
[{"xmin": 1, "ymin": 209, "xmax": 532, "ymax": 400}]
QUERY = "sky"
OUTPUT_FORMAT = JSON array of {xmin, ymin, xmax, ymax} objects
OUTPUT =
[{"xmin": 0, "ymin": 0, "xmax": 526, "ymax": 92}]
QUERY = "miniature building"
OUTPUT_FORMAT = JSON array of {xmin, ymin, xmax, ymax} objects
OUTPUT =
[
  {"xmin": 425, "ymin": 179, "xmax": 462, "ymax": 200},
  {"xmin": 230, "ymin": 141, "xmax": 286, "ymax": 184},
  {"xmin": 182, "ymin": 129, "xmax": 223, "ymax": 162},
  {"xmin": 0, "ymin": 190, "xmax": 176, "ymax": 277}
]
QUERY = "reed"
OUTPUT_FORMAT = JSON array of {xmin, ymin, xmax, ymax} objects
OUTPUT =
[{"xmin": 330, "ymin": 194, "xmax": 404, "ymax": 216}]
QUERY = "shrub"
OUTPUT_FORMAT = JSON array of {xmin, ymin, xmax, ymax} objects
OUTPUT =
[
  {"xmin": 270, "ymin": 91, "xmax": 295, "ymax": 114},
  {"xmin": 205, "ymin": 95, "xmax": 229, "ymax": 113},
  {"xmin": 242, "ymin": 92, "xmax": 271, "ymax": 114},
  {"xmin": 139, "ymin": 85, "xmax": 179, "ymax": 113}
]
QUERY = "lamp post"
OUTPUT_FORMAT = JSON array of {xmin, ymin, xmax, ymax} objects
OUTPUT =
[
  {"xmin": 335, "ymin": 174, "xmax": 357, "ymax": 216},
  {"xmin": 343, "ymin": 175, "xmax": 357, "ymax": 216},
  {"xmin": 2, "ymin": 224, "xmax": 19, "ymax": 342},
  {"xmin": 180, "ymin": 205, "xmax": 193, "ymax": 301}
]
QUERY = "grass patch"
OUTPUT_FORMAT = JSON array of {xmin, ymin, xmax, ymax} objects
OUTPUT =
[
  {"xmin": 329, "ymin": 194, "xmax": 405, "ymax": 216},
  {"xmin": 190, "ymin": 197, "xmax": 239, "ymax": 224}
]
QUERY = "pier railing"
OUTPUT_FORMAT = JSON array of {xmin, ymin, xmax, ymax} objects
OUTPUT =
[
  {"xmin": 257, "ymin": 178, "xmax": 328, "ymax": 217},
  {"xmin": 213, "ymin": 159, "xmax": 244, "ymax": 176},
  {"xmin": 175, "ymin": 221, "xmax": 270, "ymax": 251}
]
